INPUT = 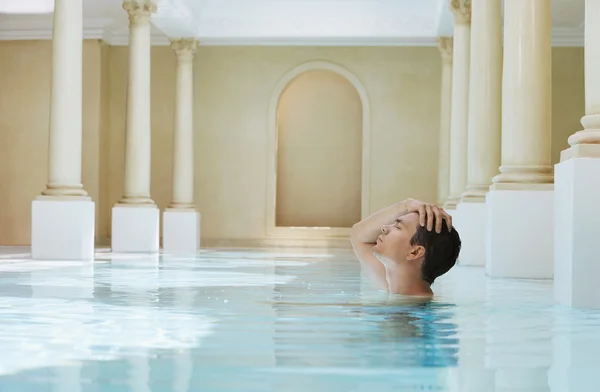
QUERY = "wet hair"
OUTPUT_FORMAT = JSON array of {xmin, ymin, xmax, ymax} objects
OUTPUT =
[{"xmin": 409, "ymin": 218, "xmax": 461, "ymax": 284}]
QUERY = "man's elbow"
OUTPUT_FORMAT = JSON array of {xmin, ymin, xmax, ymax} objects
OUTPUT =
[{"xmin": 350, "ymin": 222, "xmax": 362, "ymax": 244}]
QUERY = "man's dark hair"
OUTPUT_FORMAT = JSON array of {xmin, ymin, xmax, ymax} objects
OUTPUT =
[{"xmin": 410, "ymin": 218, "xmax": 461, "ymax": 284}]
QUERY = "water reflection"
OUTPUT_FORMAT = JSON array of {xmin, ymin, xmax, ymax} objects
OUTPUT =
[
  {"xmin": 269, "ymin": 259, "xmax": 459, "ymax": 391},
  {"xmin": 1, "ymin": 248, "xmax": 600, "ymax": 391}
]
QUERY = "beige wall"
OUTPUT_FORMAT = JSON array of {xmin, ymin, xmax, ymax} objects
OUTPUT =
[
  {"xmin": 551, "ymin": 47, "xmax": 586, "ymax": 163},
  {"xmin": 0, "ymin": 42, "xmax": 586, "ymax": 245},
  {"xmin": 0, "ymin": 40, "xmax": 105, "ymax": 245}
]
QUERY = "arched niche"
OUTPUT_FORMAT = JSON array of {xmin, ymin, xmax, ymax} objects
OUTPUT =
[{"xmin": 265, "ymin": 61, "xmax": 371, "ymax": 241}]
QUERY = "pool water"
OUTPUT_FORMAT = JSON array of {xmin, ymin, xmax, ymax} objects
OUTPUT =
[{"xmin": 0, "ymin": 247, "xmax": 598, "ymax": 391}]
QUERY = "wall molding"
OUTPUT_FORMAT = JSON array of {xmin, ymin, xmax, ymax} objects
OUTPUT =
[
  {"xmin": 0, "ymin": 22, "xmax": 584, "ymax": 47},
  {"xmin": 0, "ymin": 17, "xmax": 172, "ymax": 46},
  {"xmin": 200, "ymin": 237, "xmax": 353, "ymax": 249},
  {"xmin": 198, "ymin": 36, "xmax": 440, "ymax": 46},
  {"xmin": 552, "ymin": 27, "xmax": 584, "ymax": 47}
]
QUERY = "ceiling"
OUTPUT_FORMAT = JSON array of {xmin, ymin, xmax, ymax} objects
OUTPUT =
[{"xmin": 0, "ymin": 0, "xmax": 585, "ymax": 46}]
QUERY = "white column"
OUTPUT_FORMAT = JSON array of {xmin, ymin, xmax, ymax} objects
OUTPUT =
[
  {"xmin": 169, "ymin": 39, "xmax": 196, "ymax": 211},
  {"xmin": 461, "ymin": 0, "xmax": 502, "ymax": 202},
  {"xmin": 554, "ymin": 0, "xmax": 600, "ymax": 308},
  {"xmin": 486, "ymin": 0, "xmax": 554, "ymax": 278},
  {"xmin": 559, "ymin": 0, "xmax": 600, "ymax": 160},
  {"xmin": 444, "ymin": 0, "xmax": 471, "ymax": 212},
  {"xmin": 456, "ymin": 0, "xmax": 502, "ymax": 266},
  {"xmin": 111, "ymin": 0, "xmax": 159, "ymax": 253},
  {"xmin": 119, "ymin": 0, "xmax": 156, "ymax": 206},
  {"xmin": 43, "ymin": 0, "xmax": 86, "ymax": 198},
  {"xmin": 31, "ymin": 0, "xmax": 95, "ymax": 260},
  {"xmin": 437, "ymin": 37, "xmax": 453, "ymax": 206},
  {"xmin": 163, "ymin": 39, "xmax": 200, "ymax": 253}
]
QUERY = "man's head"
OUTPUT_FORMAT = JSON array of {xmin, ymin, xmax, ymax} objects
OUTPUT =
[{"xmin": 372, "ymin": 212, "xmax": 461, "ymax": 284}]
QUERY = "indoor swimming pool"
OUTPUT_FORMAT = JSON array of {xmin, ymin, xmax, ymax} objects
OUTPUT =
[{"xmin": 0, "ymin": 246, "xmax": 597, "ymax": 391}]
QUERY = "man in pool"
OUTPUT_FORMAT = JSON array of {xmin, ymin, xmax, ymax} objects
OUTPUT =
[{"xmin": 350, "ymin": 198, "xmax": 461, "ymax": 296}]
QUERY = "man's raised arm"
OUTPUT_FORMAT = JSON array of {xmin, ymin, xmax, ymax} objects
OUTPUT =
[
  {"xmin": 350, "ymin": 200, "xmax": 410, "ymax": 289},
  {"xmin": 350, "ymin": 199, "xmax": 452, "ymax": 290}
]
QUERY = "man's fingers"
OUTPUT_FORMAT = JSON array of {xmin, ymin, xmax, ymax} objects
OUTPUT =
[
  {"xmin": 414, "ymin": 202, "xmax": 452, "ymax": 232},
  {"xmin": 418, "ymin": 205, "xmax": 426, "ymax": 226},
  {"xmin": 425, "ymin": 205, "xmax": 434, "ymax": 231},
  {"xmin": 432, "ymin": 206, "xmax": 442, "ymax": 233}
]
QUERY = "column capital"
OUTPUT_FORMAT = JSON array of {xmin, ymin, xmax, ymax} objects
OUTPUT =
[
  {"xmin": 438, "ymin": 37, "xmax": 453, "ymax": 63},
  {"xmin": 123, "ymin": 0, "xmax": 157, "ymax": 24},
  {"xmin": 171, "ymin": 38, "xmax": 198, "ymax": 59},
  {"xmin": 449, "ymin": 0, "xmax": 471, "ymax": 24}
]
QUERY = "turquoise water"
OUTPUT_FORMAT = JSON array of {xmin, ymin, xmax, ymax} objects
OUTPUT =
[{"xmin": 0, "ymin": 247, "xmax": 598, "ymax": 391}]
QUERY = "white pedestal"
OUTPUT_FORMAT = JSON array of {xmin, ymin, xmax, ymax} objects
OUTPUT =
[
  {"xmin": 554, "ymin": 158, "xmax": 600, "ymax": 308},
  {"xmin": 456, "ymin": 201, "xmax": 487, "ymax": 266},
  {"xmin": 446, "ymin": 207, "xmax": 460, "ymax": 231},
  {"xmin": 446, "ymin": 208, "xmax": 462, "ymax": 263},
  {"xmin": 111, "ymin": 205, "xmax": 159, "ymax": 253},
  {"xmin": 485, "ymin": 188, "xmax": 554, "ymax": 278},
  {"xmin": 163, "ymin": 210, "xmax": 200, "ymax": 253},
  {"xmin": 31, "ymin": 199, "xmax": 95, "ymax": 260}
]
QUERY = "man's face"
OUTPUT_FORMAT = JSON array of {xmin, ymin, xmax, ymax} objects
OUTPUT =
[{"xmin": 372, "ymin": 212, "xmax": 421, "ymax": 263}]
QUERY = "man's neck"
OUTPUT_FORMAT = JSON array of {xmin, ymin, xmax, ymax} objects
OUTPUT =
[{"xmin": 384, "ymin": 262, "xmax": 432, "ymax": 296}]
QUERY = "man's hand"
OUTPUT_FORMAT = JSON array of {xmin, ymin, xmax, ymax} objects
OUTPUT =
[{"xmin": 405, "ymin": 198, "xmax": 453, "ymax": 233}]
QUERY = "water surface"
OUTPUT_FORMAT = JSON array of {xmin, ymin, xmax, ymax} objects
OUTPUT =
[{"xmin": 0, "ymin": 247, "xmax": 598, "ymax": 391}]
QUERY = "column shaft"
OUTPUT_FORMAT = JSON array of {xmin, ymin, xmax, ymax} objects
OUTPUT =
[
  {"xmin": 461, "ymin": 0, "xmax": 502, "ymax": 202},
  {"xmin": 119, "ymin": 1, "xmax": 156, "ymax": 205},
  {"xmin": 437, "ymin": 37, "xmax": 453, "ymax": 206},
  {"xmin": 169, "ymin": 39, "xmax": 197, "ymax": 210},
  {"xmin": 42, "ymin": 0, "xmax": 87, "ymax": 197},
  {"xmin": 492, "ymin": 0, "xmax": 553, "ymax": 188},
  {"xmin": 445, "ymin": 0, "xmax": 471, "ymax": 209},
  {"xmin": 562, "ymin": 0, "xmax": 600, "ymax": 160}
]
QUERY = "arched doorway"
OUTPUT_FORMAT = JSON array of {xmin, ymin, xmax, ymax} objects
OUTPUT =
[{"xmin": 266, "ymin": 61, "xmax": 371, "ymax": 240}]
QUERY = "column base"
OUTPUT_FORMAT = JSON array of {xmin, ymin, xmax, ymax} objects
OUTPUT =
[
  {"xmin": 444, "ymin": 196, "xmax": 460, "ymax": 210},
  {"xmin": 560, "ymin": 143, "xmax": 600, "ymax": 161},
  {"xmin": 163, "ymin": 210, "xmax": 200, "ymax": 253},
  {"xmin": 491, "ymin": 165, "xmax": 554, "ymax": 188},
  {"xmin": 485, "ymin": 187, "xmax": 554, "ymax": 278},
  {"xmin": 456, "ymin": 201, "xmax": 486, "ymax": 266},
  {"xmin": 31, "ymin": 198, "xmax": 95, "ymax": 260},
  {"xmin": 111, "ymin": 205, "xmax": 159, "ymax": 253},
  {"xmin": 460, "ymin": 185, "xmax": 488, "ymax": 203},
  {"xmin": 554, "ymin": 157, "xmax": 600, "ymax": 308}
]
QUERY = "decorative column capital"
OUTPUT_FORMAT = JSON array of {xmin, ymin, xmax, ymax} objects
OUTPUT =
[
  {"xmin": 171, "ymin": 38, "xmax": 198, "ymax": 60},
  {"xmin": 123, "ymin": 0, "xmax": 157, "ymax": 24},
  {"xmin": 438, "ymin": 37, "xmax": 453, "ymax": 63},
  {"xmin": 449, "ymin": 0, "xmax": 471, "ymax": 24}
]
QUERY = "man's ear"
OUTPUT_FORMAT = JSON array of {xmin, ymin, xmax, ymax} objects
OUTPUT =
[{"xmin": 407, "ymin": 245, "xmax": 426, "ymax": 260}]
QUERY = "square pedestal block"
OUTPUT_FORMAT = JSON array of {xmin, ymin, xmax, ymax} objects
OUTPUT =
[
  {"xmin": 486, "ymin": 188, "xmax": 554, "ymax": 278},
  {"xmin": 445, "ymin": 207, "xmax": 461, "ymax": 262},
  {"xmin": 163, "ymin": 210, "xmax": 200, "ymax": 253},
  {"xmin": 554, "ymin": 158, "xmax": 600, "ymax": 309},
  {"xmin": 456, "ymin": 201, "xmax": 487, "ymax": 266},
  {"xmin": 31, "ymin": 199, "xmax": 95, "ymax": 260},
  {"xmin": 111, "ymin": 205, "xmax": 159, "ymax": 253}
]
